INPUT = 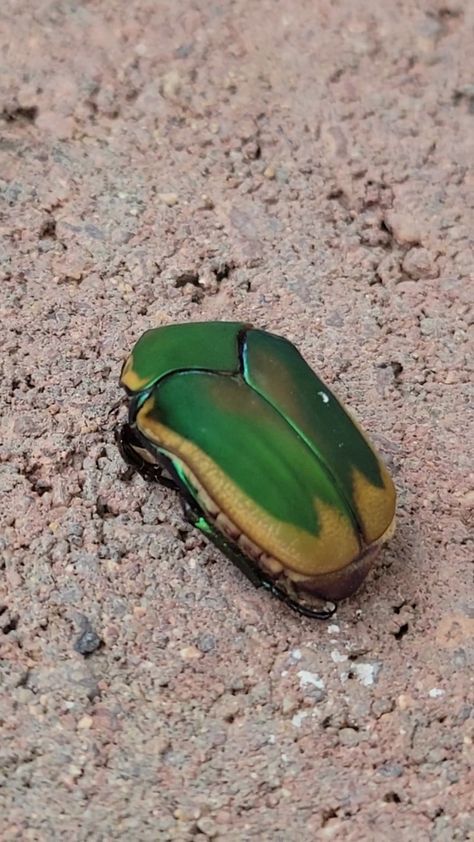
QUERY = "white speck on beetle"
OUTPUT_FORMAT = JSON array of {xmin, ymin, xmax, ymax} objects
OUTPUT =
[
  {"xmin": 318, "ymin": 391, "xmax": 330, "ymax": 404},
  {"xmin": 327, "ymin": 624, "xmax": 340, "ymax": 634},
  {"xmin": 297, "ymin": 670, "xmax": 325, "ymax": 690},
  {"xmin": 291, "ymin": 711, "xmax": 309, "ymax": 728},
  {"xmin": 429, "ymin": 687, "xmax": 445, "ymax": 698},
  {"xmin": 331, "ymin": 649, "xmax": 348, "ymax": 664},
  {"xmin": 353, "ymin": 662, "xmax": 382, "ymax": 687},
  {"xmin": 290, "ymin": 648, "xmax": 302, "ymax": 662}
]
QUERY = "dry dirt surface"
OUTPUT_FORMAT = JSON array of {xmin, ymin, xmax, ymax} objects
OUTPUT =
[{"xmin": 1, "ymin": 1, "xmax": 473, "ymax": 840}]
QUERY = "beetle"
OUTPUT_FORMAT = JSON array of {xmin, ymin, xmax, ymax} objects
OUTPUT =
[{"xmin": 117, "ymin": 322, "xmax": 396, "ymax": 619}]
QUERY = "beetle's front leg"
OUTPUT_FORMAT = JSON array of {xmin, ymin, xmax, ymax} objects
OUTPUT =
[{"xmin": 116, "ymin": 424, "xmax": 179, "ymax": 490}]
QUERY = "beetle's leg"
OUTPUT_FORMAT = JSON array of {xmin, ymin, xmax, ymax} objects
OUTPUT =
[
  {"xmin": 116, "ymin": 424, "xmax": 179, "ymax": 490},
  {"xmin": 259, "ymin": 580, "xmax": 337, "ymax": 620},
  {"xmin": 180, "ymin": 496, "xmax": 203, "ymax": 526}
]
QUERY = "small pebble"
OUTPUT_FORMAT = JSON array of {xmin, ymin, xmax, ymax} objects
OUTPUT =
[
  {"xmin": 291, "ymin": 711, "xmax": 309, "ymax": 728},
  {"xmin": 160, "ymin": 70, "xmax": 182, "ymax": 98},
  {"xmin": 197, "ymin": 633, "xmax": 216, "ymax": 653},
  {"xmin": 353, "ymin": 662, "xmax": 382, "ymax": 687},
  {"xmin": 281, "ymin": 695, "xmax": 298, "ymax": 715},
  {"xmin": 384, "ymin": 210, "xmax": 422, "ymax": 246},
  {"xmin": 180, "ymin": 645, "xmax": 202, "ymax": 661},
  {"xmin": 199, "ymin": 194, "xmax": 215, "ymax": 210},
  {"xmin": 402, "ymin": 246, "xmax": 438, "ymax": 280},
  {"xmin": 174, "ymin": 806, "xmax": 201, "ymax": 822},
  {"xmin": 377, "ymin": 254, "xmax": 401, "ymax": 285},
  {"xmin": 264, "ymin": 165, "xmax": 276, "ymax": 179},
  {"xmin": 74, "ymin": 616, "xmax": 103, "ymax": 656},
  {"xmin": 74, "ymin": 628, "xmax": 102, "ymax": 655},
  {"xmin": 331, "ymin": 650, "xmax": 348, "ymax": 664},
  {"xmin": 159, "ymin": 192, "xmax": 178, "ymax": 207},
  {"xmin": 429, "ymin": 687, "xmax": 445, "ymax": 698},
  {"xmin": 297, "ymin": 670, "xmax": 325, "ymax": 690},
  {"xmin": 379, "ymin": 762, "xmax": 404, "ymax": 778},
  {"xmin": 196, "ymin": 817, "xmax": 218, "ymax": 838},
  {"xmin": 338, "ymin": 727, "xmax": 361, "ymax": 747}
]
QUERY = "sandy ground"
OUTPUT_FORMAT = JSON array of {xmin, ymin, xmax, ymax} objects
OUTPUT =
[{"xmin": 1, "ymin": 0, "xmax": 473, "ymax": 839}]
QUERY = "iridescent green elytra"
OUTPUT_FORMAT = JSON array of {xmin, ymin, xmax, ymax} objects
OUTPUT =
[{"xmin": 118, "ymin": 322, "xmax": 396, "ymax": 618}]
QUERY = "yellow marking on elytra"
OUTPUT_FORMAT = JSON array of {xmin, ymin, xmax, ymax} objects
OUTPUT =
[
  {"xmin": 351, "ymin": 465, "xmax": 396, "ymax": 544},
  {"xmin": 137, "ymin": 399, "xmax": 361, "ymax": 576},
  {"xmin": 120, "ymin": 355, "xmax": 150, "ymax": 392},
  {"xmin": 190, "ymin": 475, "xmax": 220, "ymax": 518},
  {"xmin": 380, "ymin": 513, "xmax": 396, "ymax": 544},
  {"xmin": 341, "ymin": 407, "xmax": 397, "ymax": 543}
]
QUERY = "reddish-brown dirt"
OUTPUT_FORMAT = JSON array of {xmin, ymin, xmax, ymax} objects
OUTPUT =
[{"xmin": 1, "ymin": 1, "xmax": 472, "ymax": 840}]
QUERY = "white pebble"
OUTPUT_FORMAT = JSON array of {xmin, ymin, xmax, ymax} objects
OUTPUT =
[
  {"xmin": 297, "ymin": 670, "xmax": 325, "ymax": 690},
  {"xmin": 331, "ymin": 649, "xmax": 348, "ymax": 663},
  {"xmin": 353, "ymin": 662, "xmax": 381, "ymax": 687},
  {"xmin": 291, "ymin": 711, "xmax": 309, "ymax": 728}
]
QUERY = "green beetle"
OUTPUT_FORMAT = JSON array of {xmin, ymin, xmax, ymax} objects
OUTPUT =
[{"xmin": 117, "ymin": 322, "xmax": 396, "ymax": 619}]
